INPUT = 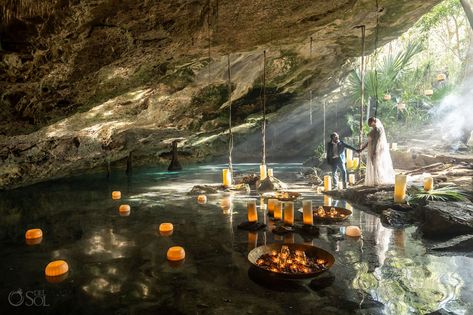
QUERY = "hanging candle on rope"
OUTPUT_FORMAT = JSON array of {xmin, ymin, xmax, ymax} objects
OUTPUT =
[
  {"xmin": 260, "ymin": 50, "xmax": 268, "ymax": 180},
  {"xmin": 436, "ymin": 73, "xmax": 446, "ymax": 81},
  {"xmin": 383, "ymin": 94, "xmax": 391, "ymax": 101},
  {"xmin": 424, "ymin": 89, "xmax": 433, "ymax": 96}
]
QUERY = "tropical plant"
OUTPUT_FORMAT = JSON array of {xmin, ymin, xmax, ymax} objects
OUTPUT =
[{"xmin": 409, "ymin": 186, "xmax": 468, "ymax": 203}]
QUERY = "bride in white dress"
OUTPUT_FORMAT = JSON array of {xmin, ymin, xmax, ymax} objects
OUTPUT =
[{"xmin": 359, "ymin": 117, "xmax": 395, "ymax": 186}]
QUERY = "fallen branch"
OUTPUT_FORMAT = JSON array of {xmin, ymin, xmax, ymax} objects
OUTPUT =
[{"xmin": 405, "ymin": 163, "xmax": 448, "ymax": 175}]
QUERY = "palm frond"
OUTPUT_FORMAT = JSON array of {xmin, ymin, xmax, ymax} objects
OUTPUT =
[{"xmin": 410, "ymin": 186, "xmax": 468, "ymax": 203}]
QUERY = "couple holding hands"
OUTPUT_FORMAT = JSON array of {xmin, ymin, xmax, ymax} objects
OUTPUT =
[{"xmin": 326, "ymin": 117, "xmax": 395, "ymax": 189}]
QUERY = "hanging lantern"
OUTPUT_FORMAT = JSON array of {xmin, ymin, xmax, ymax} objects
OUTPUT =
[
  {"xmin": 159, "ymin": 223, "xmax": 174, "ymax": 236},
  {"xmin": 396, "ymin": 102, "xmax": 406, "ymax": 111},
  {"xmin": 383, "ymin": 94, "xmax": 392, "ymax": 101},
  {"xmin": 436, "ymin": 73, "xmax": 446, "ymax": 81},
  {"xmin": 345, "ymin": 226, "xmax": 362, "ymax": 238},
  {"xmin": 424, "ymin": 89, "xmax": 433, "ymax": 96}
]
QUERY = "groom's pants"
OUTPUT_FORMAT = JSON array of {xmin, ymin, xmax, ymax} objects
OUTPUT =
[{"xmin": 331, "ymin": 157, "xmax": 347, "ymax": 189}]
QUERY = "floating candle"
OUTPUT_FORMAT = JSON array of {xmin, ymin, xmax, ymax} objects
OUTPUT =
[
  {"xmin": 119, "ymin": 204, "xmax": 130, "ymax": 216},
  {"xmin": 247, "ymin": 199, "xmax": 258, "ymax": 222},
  {"xmin": 25, "ymin": 228, "xmax": 43, "ymax": 240},
  {"xmin": 197, "ymin": 194, "xmax": 207, "ymax": 204},
  {"xmin": 45, "ymin": 260, "xmax": 69, "ymax": 277},
  {"xmin": 345, "ymin": 226, "xmax": 362, "ymax": 237},
  {"xmin": 167, "ymin": 246, "xmax": 185, "ymax": 261},
  {"xmin": 112, "ymin": 191, "xmax": 121, "ymax": 200},
  {"xmin": 302, "ymin": 200, "xmax": 313, "ymax": 226},
  {"xmin": 159, "ymin": 223, "xmax": 174, "ymax": 236}
]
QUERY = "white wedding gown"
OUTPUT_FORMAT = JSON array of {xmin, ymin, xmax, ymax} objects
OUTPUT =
[{"xmin": 365, "ymin": 119, "xmax": 395, "ymax": 186}]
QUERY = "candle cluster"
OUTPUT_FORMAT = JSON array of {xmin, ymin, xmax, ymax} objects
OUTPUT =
[
  {"xmin": 255, "ymin": 245, "xmax": 328, "ymax": 274},
  {"xmin": 315, "ymin": 206, "xmax": 346, "ymax": 219}
]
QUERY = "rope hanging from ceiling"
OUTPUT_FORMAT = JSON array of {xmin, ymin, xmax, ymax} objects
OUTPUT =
[
  {"xmin": 261, "ymin": 50, "xmax": 267, "ymax": 165},
  {"xmin": 227, "ymin": 55, "xmax": 234, "ymax": 176},
  {"xmin": 374, "ymin": 0, "xmax": 381, "ymax": 119}
]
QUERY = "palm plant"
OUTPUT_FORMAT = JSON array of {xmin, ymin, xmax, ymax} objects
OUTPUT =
[
  {"xmin": 346, "ymin": 41, "xmax": 424, "ymax": 105},
  {"xmin": 409, "ymin": 186, "xmax": 468, "ymax": 203}
]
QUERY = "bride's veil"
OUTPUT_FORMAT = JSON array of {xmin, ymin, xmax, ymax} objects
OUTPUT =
[{"xmin": 366, "ymin": 118, "xmax": 395, "ymax": 185}]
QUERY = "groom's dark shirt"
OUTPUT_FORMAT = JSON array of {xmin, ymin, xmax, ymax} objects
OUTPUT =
[{"xmin": 326, "ymin": 140, "xmax": 357, "ymax": 165}]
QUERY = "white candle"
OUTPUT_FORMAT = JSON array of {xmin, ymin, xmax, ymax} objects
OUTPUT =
[
  {"xmin": 324, "ymin": 175, "xmax": 332, "ymax": 191},
  {"xmin": 391, "ymin": 143, "xmax": 398, "ymax": 151},
  {"xmin": 349, "ymin": 174, "xmax": 356, "ymax": 185},
  {"xmin": 346, "ymin": 149, "xmax": 353, "ymax": 162},
  {"xmin": 346, "ymin": 226, "xmax": 362, "ymax": 237},
  {"xmin": 274, "ymin": 200, "xmax": 283, "ymax": 220},
  {"xmin": 394, "ymin": 174, "xmax": 407, "ymax": 203},
  {"xmin": 283, "ymin": 202, "xmax": 294, "ymax": 226},
  {"xmin": 302, "ymin": 200, "xmax": 313, "ymax": 226},
  {"xmin": 267, "ymin": 198, "xmax": 277, "ymax": 216},
  {"xmin": 424, "ymin": 176, "xmax": 434, "ymax": 191},
  {"xmin": 268, "ymin": 168, "xmax": 274, "ymax": 177},
  {"xmin": 324, "ymin": 195, "xmax": 332, "ymax": 206},
  {"xmin": 222, "ymin": 168, "xmax": 232, "ymax": 187},
  {"xmin": 247, "ymin": 199, "xmax": 258, "ymax": 222},
  {"xmin": 260, "ymin": 164, "xmax": 267, "ymax": 181}
]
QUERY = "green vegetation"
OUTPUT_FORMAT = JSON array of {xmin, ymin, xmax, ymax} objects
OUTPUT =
[
  {"xmin": 409, "ymin": 186, "xmax": 468, "ymax": 203},
  {"xmin": 343, "ymin": 0, "xmax": 471, "ymax": 139}
]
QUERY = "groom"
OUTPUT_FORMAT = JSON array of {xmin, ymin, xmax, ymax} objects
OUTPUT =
[{"xmin": 326, "ymin": 132, "xmax": 358, "ymax": 190}]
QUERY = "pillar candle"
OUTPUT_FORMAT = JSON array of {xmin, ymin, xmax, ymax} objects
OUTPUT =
[
  {"xmin": 247, "ymin": 232, "xmax": 258, "ymax": 251},
  {"xmin": 352, "ymin": 158, "xmax": 359, "ymax": 169},
  {"xmin": 274, "ymin": 200, "xmax": 283, "ymax": 220},
  {"xmin": 324, "ymin": 175, "xmax": 332, "ymax": 191},
  {"xmin": 346, "ymin": 149, "xmax": 353, "ymax": 162},
  {"xmin": 394, "ymin": 174, "xmax": 407, "ymax": 203},
  {"xmin": 283, "ymin": 202, "xmax": 294, "ymax": 226},
  {"xmin": 247, "ymin": 199, "xmax": 258, "ymax": 222},
  {"xmin": 260, "ymin": 164, "xmax": 267, "ymax": 181},
  {"xmin": 324, "ymin": 195, "xmax": 332, "ymax": 206},
  {"xmin": 391, "ymin": 143, "xmax": 398, "ymax": 151},
  {"xmin": 267, "ymin": 198, "xmax": 277, "ymax": 216},
  {"xmin": 424, "ymin": 176, "xmax": 434, "ymax": 191},
  {"xmin": 268, "ymin": 168, "xmax": 274, "ymax": 177},
  {"xmin": 222, "ymin": 168, "xmax": 232, "ymax": 187},
  {"xmin": 302, "ymin": 200, "xmax": 313, "ymax": 226},
  {"xmin": 349, "ymin": 174, "xmax": 356, "ymax": 185},
  {"xmin": 346, "ymin": 159, "xmax": 354, "ymax": 170},
  {"xmin": 338, "ymin": 181, "xmax": 344, "ymax": 190}
]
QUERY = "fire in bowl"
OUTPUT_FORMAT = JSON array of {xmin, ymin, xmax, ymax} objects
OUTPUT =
[
  {"xmin": 248, "ymin": 243, "xmax": 335, "ymax": 279},
  {"xmin": 312, "ymin": 206, "xmax": 352, "ymax": 222},
  {"xmin": 261, "ymin": 191, "xmax": 302, "ymax": 201}
]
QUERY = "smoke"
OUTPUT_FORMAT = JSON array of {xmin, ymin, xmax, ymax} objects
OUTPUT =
[{"xmin": 434, "ymin": 76, "xmax": 473, "ymax": 144}]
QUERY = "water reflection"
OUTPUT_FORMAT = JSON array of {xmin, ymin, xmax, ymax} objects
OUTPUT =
[{"xmin": 0, "ymin": 163, "xmax": 472, "ymax": 314}]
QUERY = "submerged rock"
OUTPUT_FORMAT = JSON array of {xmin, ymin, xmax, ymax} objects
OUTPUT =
[{"xmin": 381, "ymin": 208, "xmax": 416, "ymax": 228}]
